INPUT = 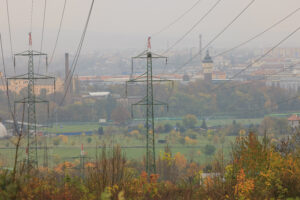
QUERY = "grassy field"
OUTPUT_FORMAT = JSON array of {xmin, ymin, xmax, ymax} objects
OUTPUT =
[
  {"xmin": 45, "ymin": 122, "xmax": 100, "ymax": 133},
  {"xmin": 0, "ymin": 117, "xmax": 263, "ymax": 168},
  {"xmin": 0, "ymin": 133, "xmax": 237, "ymax": 168}
]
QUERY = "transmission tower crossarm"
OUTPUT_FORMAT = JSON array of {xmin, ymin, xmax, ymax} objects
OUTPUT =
[
  {"xmin": 14, "ymin": 50, "xmax": 47, "ymax": 56},
  {"xmin": 128, "ymin": 78, "xmax": 173, "ymax": 83},
  {"xmin": 7, "ymin": 73, "xmax": 55, "ymax": 80},
  {"xmin": 14, "ymin": 97, "xmax": 50, "ymax": 104}
]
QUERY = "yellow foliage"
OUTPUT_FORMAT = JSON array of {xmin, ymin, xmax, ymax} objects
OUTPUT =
[
  {"xmin": 129, "ymin": 130, "xmax": 140, "ymax": 139},
  {"xmin": 187, "ymin": 162, "xmax": 199, "ymax": 177},
  {"xmin": 174, "ymin": 152, "xmax": 187, "ymax": 171},
  {"xmin": 239, "ymin": 129, "xmax": 246, "ymax": 137},
  {"xmin": 197, "ymin": 150, "xmax": 202, "ymax": 156},
  {"xmin": 234, "ymin": 169, "xmax": 255, "ymax": 199},
  {"xmin": 118, "ymin": 190, "xmax": 125, "ymax": 200},
  {"xmin": 213, "ymin": 135, "xmax": 219, "ymax": 144},
  {"xmin": 59, "ymin": 135, "xmax": 68, "ymax": 144},
  {"xmin": 9, "ymin": 136, "xmax": 19, "ymax": 146},
  {"xmin": 161, "ymin": 151, "xmax": 174, "ymax": 166},
  {"xmin": 184, "ymin": 136, "xmax": 197, "ymax": 145}
]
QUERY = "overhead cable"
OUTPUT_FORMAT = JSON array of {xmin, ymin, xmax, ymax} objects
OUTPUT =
[
  {"xmin": 48, "ymin": 0, "xmax": 67, "ymax": 65},
  {"xmin": 163, "ymin": 0, "xmax": 223, "ymax": 54},
  {"xmin": 152, "ymin": 0, "xmax": 204, "ymax": 37}
]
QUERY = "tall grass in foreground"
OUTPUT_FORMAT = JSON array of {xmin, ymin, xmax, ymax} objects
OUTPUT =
[{"xmin": 0, "ymin": 132, "xmax": 300, "ymax": 199}]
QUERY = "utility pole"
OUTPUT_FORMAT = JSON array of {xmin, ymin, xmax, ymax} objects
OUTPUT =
[
  {"xmin": 126, "ymin": 37, "xmax": 172, "ymax": 174},
  {"xmin": 80, "ymin": 143, "xmax": 85, "ymax": 179},
  {"xmin": 7, "ymin": 33, "xmax": 55, "ymax": 170}
]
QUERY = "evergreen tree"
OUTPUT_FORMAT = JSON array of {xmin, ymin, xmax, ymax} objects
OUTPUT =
[{"xmin": 201, "ymin": 119, "xmax": 207, "ymax": 129}]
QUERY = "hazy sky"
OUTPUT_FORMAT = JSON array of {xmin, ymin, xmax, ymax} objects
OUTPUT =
[{"xmin": 1, "ymin": 0, "xmax": 300, "ymax": 56}]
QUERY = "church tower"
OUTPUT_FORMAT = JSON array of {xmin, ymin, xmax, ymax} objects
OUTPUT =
[{"xmin": 202, "ymin": 50, "xmax": 213, "ymax": 82}]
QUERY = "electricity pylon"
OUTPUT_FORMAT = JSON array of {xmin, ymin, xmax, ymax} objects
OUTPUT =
[
  {"xmin": 126, "ymin": 37, "xmax": 172, "ymax": 174},
  {"xmin": 7, "ymin": 33, "xmax": 55, "ymax": 170}
]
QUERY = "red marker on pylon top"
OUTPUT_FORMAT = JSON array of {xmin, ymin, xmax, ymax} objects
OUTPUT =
[
  {"xmin": 29, "ymin": 32, "xmax": 32, "ymax": 46},
  {"xmin": 81, "ymin": 144, "xmax": 84, "ymax": 156}
]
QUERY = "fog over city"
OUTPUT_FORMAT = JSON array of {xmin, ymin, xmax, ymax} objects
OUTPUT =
[{"xmin": 0, "ymin": 0, "xmax": 300, "ymax": 54}]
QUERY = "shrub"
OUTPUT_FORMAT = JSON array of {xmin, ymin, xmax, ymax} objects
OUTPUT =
[
  {"xmin": 98, "ymin": 127, "xmax": 104, "ymax": 135},
  {"xmin": 203, "ymin": 144, "xmax": 216, "ymax": 156},
  {"xmin": 182, "ymin": 114, "xmax": 198, "ymax": 129},
  {"xmin": 164, "ymin": 123, "xmax": 173, "ymax": 133},
  {"xmin": 87, "ymin": 137, "xmax": 92, "ymax": 143},
  {"xmin": 53, "ymin": 137, "xmax": 61, "ymax": 146}
]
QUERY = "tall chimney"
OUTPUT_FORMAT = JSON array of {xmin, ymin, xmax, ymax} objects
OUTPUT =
[
  {"xmin": 65, "ymin": 53, "xmax": 69, "ymax": 82},
  {"xmin": 65, "ymin": 53, "xmax": 73, "ymax": 95}
]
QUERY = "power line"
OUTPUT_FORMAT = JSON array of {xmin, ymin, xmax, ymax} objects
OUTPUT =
[
  {"xmin": 58, "ymin": 0, "xmax": 95, "ymax": 107},
  {"xmin": 5, "ymin": 0, "xmax": 14, "ymax": 69},
  {"xmin": 151, "ymin": 0, "xmax": 204, "ymax": 37},
  {"xmin": 37, "ymin": 0, "xmax": 47, "ymax": 73},
  {"xmin": 214, "ymin": 24, "xmax": 300, "ymax": 92},
  {"xmin": 167, "ymin": 27, "xmax": 300, "ymax": 120},
  {"xmin": 197, "ymin": 62, "xmax": 300, "ymax": 121},
  {"xmin": 0, "ymin": 33, "xmax": 20, "ymax": 136},
  {"xmin": 168, "ymin": 0, "xmax": 256, "ymax": 74},
  {"xmin": 202, "ymin": 0, "xmax": 256, "ymax": 51},
  {"xmin": 163, "ymin": 0, "xmax": 223, "ymax": 55},
  {"xmin": 215, "ymin": 7, "xmax": 300, "ymax": 58},
  {"xmin": 48, "ymin": 0, "xmax": 67, "ymax": 65},
  {"xmin": 202, "ymin": 26, "xmax": 300, "ymax": 120},
  {"xmin": 216, "ymin": 61, "xmax": 300, "ymax": 91},
  {"xmin": 46, "ymin": 0, "xmax": 67, "ymax": 130},
  {"xmin": 50, "ymin": 0, "xmax": 95, "ymax": 128}
]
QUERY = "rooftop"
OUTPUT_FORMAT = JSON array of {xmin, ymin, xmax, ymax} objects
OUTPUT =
[
  {"xmin": 287, "ymin": 114, "xmax": 300, "ymax": 121},
  {"xmin": 203, "ymin": 50, "xmax": 213, "ymax": 64}
]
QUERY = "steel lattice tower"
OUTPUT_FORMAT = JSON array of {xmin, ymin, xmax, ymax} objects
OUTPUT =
[
  {"xmin": 126, "ymin": 37, "xmax": 171, "ymax": 174},
  {"xmin": 8, "ymin": 33, "xmax": 55, "ymax": 169}
]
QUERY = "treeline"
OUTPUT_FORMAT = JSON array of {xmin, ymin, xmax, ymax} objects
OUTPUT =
[
  {"xmin": 1, "ymin": 79, "xmax": 300, "ymax": 123},
  {"xmin": 167, "ymin": 80, "xmax": 300, "ymax": 118}
]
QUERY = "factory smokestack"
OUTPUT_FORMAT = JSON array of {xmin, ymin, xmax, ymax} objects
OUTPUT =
[
  {"xmin": 64, "ymin": 53, "xmax": 73, "ymax": 97},
  {"xmin": 65, "ymin": 53, "xmax": 69, "ymax": 83}
]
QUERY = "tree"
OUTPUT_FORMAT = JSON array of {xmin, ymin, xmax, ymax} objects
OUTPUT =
[
  {"xmin": 105, "ymin": 95, "xmax": 117, "ymax": 120},
  {"xmin": 223, "ymin": 121, "xmax": 244, "ymax": 136},
  {"xmin": 164, "ymin": 123, "xmax": 173, "ymax": 133},
  {"xmin": 203, "ymin": 144, "xmax": 216, "ymax": 156},
  {"xmin": 185, "ymin": 129, "xmax": 198, "ymax": 139},
  {"xmin": 174, "ymin": 152, "xmax": 187, "ymax": 171},
  {"xmin": 201, "ymin": 119, "xmax": 207, "ymax": 129},
  {"xmin": 87, "ymin": 137, "xmax": 92, "ymax": 143},
  {"xmin": 111, "ymin": 105, "xmax": 130, "ymax": 125},
  {"xmin": 182, "ymin": 114, "xmax": 198, "ymax": 129},
  {"xmin": 175, "ymin": 122, "xmax": 186, "ymax": 133},
  {"xmin": 259, "ymin": 117, "xmax": 291, "ymax": 136},
  {"xmin": 53, "ymin": 137, "xmax": 61, "ymax": 146},
  {"xmin": 98, "ymin": 126, "xmax": 104, "ymax": 135}
]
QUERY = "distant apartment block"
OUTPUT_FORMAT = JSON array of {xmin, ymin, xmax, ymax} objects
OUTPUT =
[
  {"xmin": 264, "ymin": 48, "xmax": 300, "ymax": 58},
  {"xmin": 266, "ymin": 68, "xmax": 300, "ymax": 91}
]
